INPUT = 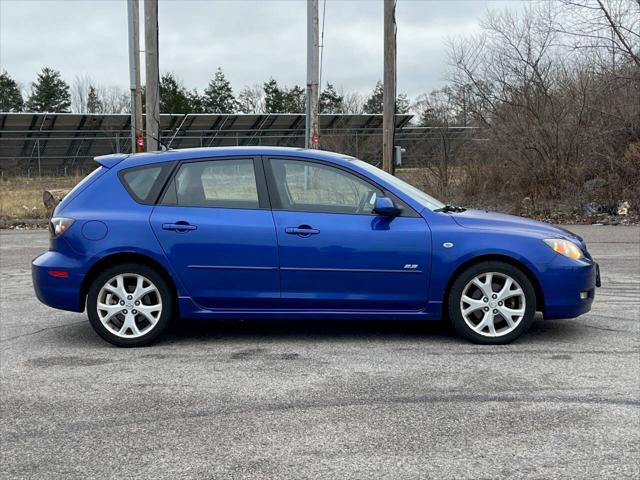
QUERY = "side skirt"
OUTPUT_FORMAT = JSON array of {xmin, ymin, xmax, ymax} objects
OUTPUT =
[{"xmin": 177, "ymin": 297, "xmax": 439, "ymax": 321}]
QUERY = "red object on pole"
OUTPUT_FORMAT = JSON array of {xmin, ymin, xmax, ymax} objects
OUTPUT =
[
  {"xmin": 311, "ymin": 133, "xmax": 320, "ymax": 146},
  {"xmin": 136, "ymin": 135, "xmax": 145, "ymax": 152}
]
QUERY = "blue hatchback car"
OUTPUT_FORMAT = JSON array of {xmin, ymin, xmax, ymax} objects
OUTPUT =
[{"xmin": 32, "ymin": 147, "xmax": 599, "ymax": 347}]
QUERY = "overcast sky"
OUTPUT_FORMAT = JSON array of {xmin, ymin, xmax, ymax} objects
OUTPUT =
[{"xmin": 0, "ymin": 0, "xmax": 525, "ymax": 99}]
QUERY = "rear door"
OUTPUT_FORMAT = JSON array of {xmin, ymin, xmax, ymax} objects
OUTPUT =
[
  {"xmin": 265, "ymin": 157, "xmax": 431, "ymax": 311},
  {"xmin": 150, "ymin": 156, "xmax": 280, "ymax": 309}
]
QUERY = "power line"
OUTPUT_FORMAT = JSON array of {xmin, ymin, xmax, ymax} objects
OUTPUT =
[{"xmin": 319, "ymin": 0, "xmax": 327, "ymax": 89}]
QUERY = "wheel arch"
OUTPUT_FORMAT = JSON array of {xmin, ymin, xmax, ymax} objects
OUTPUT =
[
  {"xmin": 442, "ymin": 254, "xmax": 545, "ymax": 318},
  {"xmin": 80, "ymin": 252, "xmax": 178, "ymax": 311}
]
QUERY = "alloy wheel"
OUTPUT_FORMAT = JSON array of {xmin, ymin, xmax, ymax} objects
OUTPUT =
[
  {"xmin": 96, "ymin": 273, "xmax": 162, "ymax": 339},
  {"xmin": 460, "ymin": 272, "xmax": 526, "ymax": 337}
]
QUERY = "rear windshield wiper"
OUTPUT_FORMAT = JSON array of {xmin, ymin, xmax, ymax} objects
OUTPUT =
[{"xmin": 434, "ymin": 204, "xmax": 467, "ymax": 213}]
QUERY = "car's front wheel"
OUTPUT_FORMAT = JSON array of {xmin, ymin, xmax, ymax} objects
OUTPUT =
[
  {"xmin": 448, "ymin": 261, "xmax": 536, "ymax": 344},
  {"xmin": 87, "ymin": 263, "xmax": 174, "ymax": 347}
]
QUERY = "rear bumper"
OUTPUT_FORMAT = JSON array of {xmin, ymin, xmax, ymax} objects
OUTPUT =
[
  {"xmin": 32, "ymin": 251, "xmax": 85, "ymax": 312},
  {"xmin": 541, "ymin": 255, "xmax": 598, "ymax": 319}
]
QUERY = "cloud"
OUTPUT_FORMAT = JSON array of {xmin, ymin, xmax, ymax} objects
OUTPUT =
[{"xmin": 0, "ymin": 0, "xmax": 524, "ymax": 98}]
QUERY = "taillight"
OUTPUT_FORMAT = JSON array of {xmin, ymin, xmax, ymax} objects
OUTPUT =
[{"xmin": 50, "ymin": 217, "xmax": 75, "ymax": 238}]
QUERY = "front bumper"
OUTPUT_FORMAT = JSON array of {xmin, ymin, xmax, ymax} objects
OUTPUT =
[
  {"xmin": 32, "ymin": 251, "xmax": 85, "ymax": 312},
  {"xmin": 541, "ymin": 255, "xmax": 598, "ymax": 319}
]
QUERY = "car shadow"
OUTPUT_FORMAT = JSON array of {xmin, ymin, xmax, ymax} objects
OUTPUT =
[
  {"xmin": 49, "ymin": 314, "xmax": 590, "ymax": 349},
  {"xmin": 160, "ymin": 318, "xmax": 458, "ymax": 344},
  {"xmin": 157, "ymin": 314, "xmax": 591, "ymax": 345}
]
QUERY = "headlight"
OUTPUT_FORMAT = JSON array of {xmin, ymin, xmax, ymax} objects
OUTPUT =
[
  {"xmin": 49, "ymin": 217, "xmax": 75, "ymax": 238},
  {"xmin": 544, "ymin": 238, "xmax": 583, "ymax": 260}
]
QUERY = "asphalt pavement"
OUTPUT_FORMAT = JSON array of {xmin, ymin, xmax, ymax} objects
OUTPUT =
[{"xmin": 1, "ymin": 225, "xmax": 638, "ymax": 479}]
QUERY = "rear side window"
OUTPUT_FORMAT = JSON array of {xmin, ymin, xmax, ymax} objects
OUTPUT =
[
  {"xmin": 161, "ymin": 158, "xmax": 260, "ymax": 209},
  {"xmin": 119, "ymin": 163, "xmax": 173, "ymax": 204}
]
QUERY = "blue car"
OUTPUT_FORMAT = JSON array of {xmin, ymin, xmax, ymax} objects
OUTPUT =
[{"xmin": 32, "ymin": 147, "xmax": 599, "ymax": 347}]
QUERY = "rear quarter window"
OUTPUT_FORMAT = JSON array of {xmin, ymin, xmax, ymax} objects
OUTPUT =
[{"xmin": 119, "ymin": 162, "xmax": 173, "ymax": 204}]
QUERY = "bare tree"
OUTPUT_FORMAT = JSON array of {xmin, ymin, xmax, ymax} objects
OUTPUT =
[
  {"xmin": 444, "ymin": 1, "xmax": 640, "ymax": 213},
  {"xmin": 71, "ymin": 74, "xmax": 93, "ymax": 113},
  {"xmin": 70, "ymin": 76, "xmax": 129, "ymax": 114},
  {"xmin": 237, "ymin": 84, "xmax": 265, "ymax": 114},
  {"xmin": 555, "ymin": 0, "xmax": 640, "ymax": 69},
  {"xmin": 341, "ymin": 91, "xmax": 366, "ymax": 114},
  {"xmin": 95, "ymin": 85, "xmax": 129, "ymax": 114},
  {"xmin": 411, "ymin": 87, "xmax": 472, "ymax": 196}
]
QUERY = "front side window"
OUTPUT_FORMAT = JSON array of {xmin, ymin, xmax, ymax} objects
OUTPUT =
[
  {"xmin": 269, "ymin": 158, "xmax": 382, "ymax": 214},
  {"xmin": 162, "ymin": 158, "xmax": 259, "ymax": 209}
]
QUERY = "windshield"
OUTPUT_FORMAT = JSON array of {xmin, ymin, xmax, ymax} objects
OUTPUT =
[{"xmin": 352, "ymin": 160, "xmax": 445, "ymax": 211}]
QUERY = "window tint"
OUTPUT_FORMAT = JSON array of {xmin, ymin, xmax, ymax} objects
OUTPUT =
[
  {"xmin": 121, "ymin": 166, "xmax": 162, "ymax": 203},
  {"xmin": 270, "ymin": 159, "xmax": 382, "ymax": 214},
  {"xmin": 163, "ymin": 158, "xmax": 259, "ymax": 209}
]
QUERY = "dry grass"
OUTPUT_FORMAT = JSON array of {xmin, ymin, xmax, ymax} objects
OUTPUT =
[
  {"xmin": 0, "ymin": 176, "xmax": 82, "ymax": 220},
  {"xmin": 1, "ymin": 169, "xmax": 634, "ymax": 226}
]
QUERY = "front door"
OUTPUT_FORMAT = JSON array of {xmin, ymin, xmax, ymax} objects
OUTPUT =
[
  {"xmin": 150, "ymin": 156, "xmax": 279, "ymax": 309},
  {"xmin": 266, "ymin": 157, "xmax": 431, "ymax": 311}
]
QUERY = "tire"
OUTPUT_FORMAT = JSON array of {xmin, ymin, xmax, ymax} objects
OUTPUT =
[
  {"xmin": 87, "ymin": 262, "xmax": 174, "ymax": 347},
  {"xmin": 448, "ymin": 261, "xmax": 536, "ymax": 345}
]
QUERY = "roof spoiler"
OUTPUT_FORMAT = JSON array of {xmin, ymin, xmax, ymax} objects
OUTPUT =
[{"xmin": 95, "ymin": 153, "xmax": 128, "ymax": 169}]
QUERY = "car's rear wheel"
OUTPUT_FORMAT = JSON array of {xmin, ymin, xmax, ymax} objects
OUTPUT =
[
  {"xmin": 448, "ymin": 261, "xmax": 536, "ymax": 344},
  {"xmin": 87, "ymin": 263, "xmax": 174, "ymax": 347}
]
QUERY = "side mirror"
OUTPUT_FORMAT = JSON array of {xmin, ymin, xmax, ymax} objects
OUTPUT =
[{"xmin": 373, "ymin": 196, "xmax": 401, "ymax": 217}]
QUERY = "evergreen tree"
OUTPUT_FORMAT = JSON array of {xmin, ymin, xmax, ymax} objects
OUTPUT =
[
  {"xmin": 203, "ymin": 67, "xmax": 238, "ymax": 113},
  {"xmin": 363, "ymin": 81, "xmax": 384, "ymax": 114},
  {"xmin": 364, "ymin": 81, "xmax": 410, "ymax": 114},
  {"xmin": 0, "ymin": 70, "xmax": 23, "ymax": 112},
  {"xmin": 319, "ymin": 83, "xmax": 344, "ymax": 113},
  {"xmin": 396, "ymin": 93, "xmax": 410, "ymax": 114},
  {"xmin": 86, "ymin": 86, "xmax": 102, "ymax": 113},
  {"xmin": 263, "ymin": 78, "xmax": 287, "ymax": 113},
  {"xmin": 283, "ymin": 85, "xmax": 305, "ymax": 113},
  {"xmin": 26, "ymin": 67, "xmax": 71, "ymax": 112},
  {"xmin": 160, "ymin": 73, "xmax": 193, "ymax": 114},
  {"xmin": 186, "ymin": 89, "xmax": 204, "ymax": 113},
  {"xmin": 264, "ymin": 78, "xmax": 306, "ymax": 113}
]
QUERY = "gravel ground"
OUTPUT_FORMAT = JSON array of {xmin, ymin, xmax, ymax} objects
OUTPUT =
[{"xmin": 1, "ymin": 226, "xmax": 638, "ymax": 479}]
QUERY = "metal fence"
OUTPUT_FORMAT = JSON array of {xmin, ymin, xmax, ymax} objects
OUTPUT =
[{"xmin": 0, "ymin": 113, "xmax": 479, "ymax": 176}]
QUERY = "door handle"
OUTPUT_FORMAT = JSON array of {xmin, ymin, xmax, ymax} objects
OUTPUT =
[
  {"xmin": 285, "ymin": 226, "xmax": 320, "ymax": 237},
  {"xmin": 162, "ymin": 222, "xmax": 197, "ymax": 233}
]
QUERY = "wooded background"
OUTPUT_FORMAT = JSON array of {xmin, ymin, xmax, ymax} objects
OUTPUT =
[{"xmin": 1, "ymin": 0, "xmax": 638, "ymax": 218}]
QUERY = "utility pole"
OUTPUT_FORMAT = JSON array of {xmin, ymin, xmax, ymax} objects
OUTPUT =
[
  {"xmin": 144, "ymin": 0, "xmax": 160, "ymax": 151},
  {"xmin": 127, "ymin": 0, "xmax": 144, "ymax": 153},
  {"xmin": 305, "ymin": 0, "xmax": 320, "ymax": 149},
  {"xmin": 382, "ymin": 0, "xmax": 396, "ymax": 174}
]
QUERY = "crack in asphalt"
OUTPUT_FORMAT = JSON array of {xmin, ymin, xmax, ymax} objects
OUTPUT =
[
  {"xmin": 581, "ymin": 324, "xmax": 635, "ymax": 333},
  {"xmin": 0, "ymin": 320, "xmax": 87, "ymax": 343}
]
